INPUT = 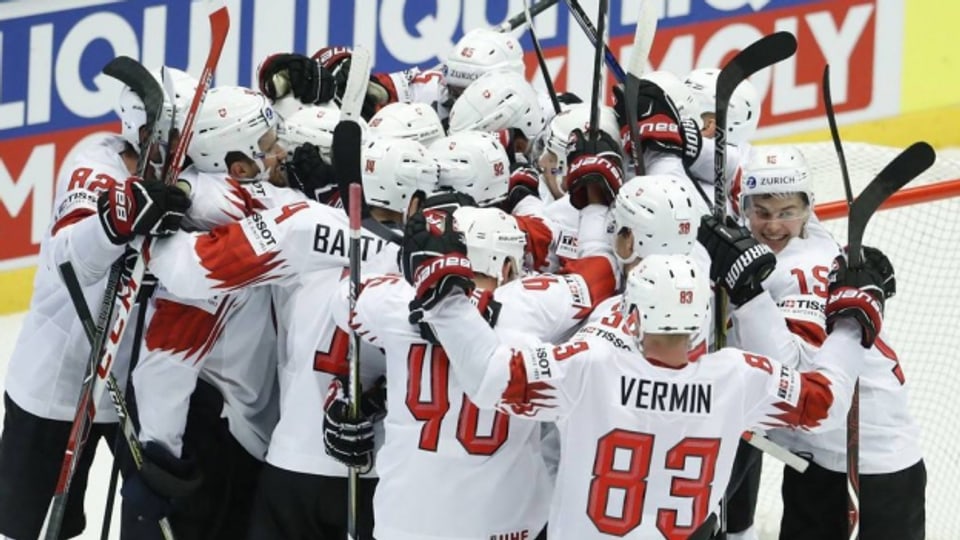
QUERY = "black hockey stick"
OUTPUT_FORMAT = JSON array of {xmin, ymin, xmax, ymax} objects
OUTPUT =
[
  {"xmin": 587, "ymin": 0, "xmax": 608, "ymax": 146},
  {"xmin": 41, "ymin": 55, "xmax": 165, "ymax": 540},
  {"xmin": 712, "ymin": 31, "xmax": 798, "ymax": 353},
  {"xmin": 523, "ymin": 0, "xmax": 560, "ymax": 114},
  {"xmin": 496, "ymin": 0, "xmax": 561, "ymax": 32},
  {"xmin": 822, "ymin": 63, "xmax": 860, "ymax": 539}
]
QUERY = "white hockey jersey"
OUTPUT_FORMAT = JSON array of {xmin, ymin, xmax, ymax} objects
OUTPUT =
[
  {"xmin": 133, "ymin": 170, "xmax": 304, "ymax": 458},
  {"xmin": 7, "ymin": 135, "xmax": 135, "ymax": 422},
  {"xmin": 422, "ymin": 294, "xmax": 863, "ymax": 540},
  {"xmin": 379, "ymin": 67, "xmax": 453, "ymax": 120},
  {"xmin": 336, "ymin": 266, "xmax": 614, "ymax": 540},
  {"xmin": 732, "ymin": 222, "xmax": 923, "ymax": 474}
]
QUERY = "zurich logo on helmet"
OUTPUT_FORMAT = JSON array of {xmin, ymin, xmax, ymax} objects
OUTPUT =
[{"xmin": 746, "ymin": 176, "xmax": 757, "ymax": 189}]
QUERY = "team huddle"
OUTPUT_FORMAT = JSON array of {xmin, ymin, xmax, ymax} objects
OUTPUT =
[{"xmin": 0, "ymin": 14, "xmax": 926, "ymax": 540}]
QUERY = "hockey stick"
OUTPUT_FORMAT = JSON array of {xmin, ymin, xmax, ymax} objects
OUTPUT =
[
  {"xmin": 622, "ymin": 0, "xmax": 658, "ymax": 174},
  {"xmin": 564, "ymin": 0, "xmax": 627, "ymax": 82},
  {"xmin": 40, "ymin": 55, "xmax": 164, "ymax": 540},
  {"xmin": 712, "ymin": 31, "xmax": 798, "ymax": 352},
  {"xmin": 822, "ymin": 63, "xmax": 860, "ymax": 539},
  {"xmin": 331, "ymin": 45, "xmax": 371, "ymax": 540},
  {"xmin": 495, "ymin": 0, "xmax": 561, "ymax": 32},
  {"xmin": 42, "ymin": 3, "xmax": 229, "ymax": 538},
  {"xmin": 587, "ymin": 0, "xmax": 607, "ymax": 146},
  {"xmin": 523, "ymin": 0, "xmax": 560, "ymax": 114}
]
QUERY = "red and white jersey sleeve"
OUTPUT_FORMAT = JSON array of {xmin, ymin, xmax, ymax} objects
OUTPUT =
[
  {"xmin": 6, "ymin": 135, "xmax": 137, "ymax": 423},
  {"xmin": 180, "ymin": 169, "xmax": 307, "ymax": 231},
  {"xmin": 344, "ymin": 277, "xmax": 551, "ymax": 540},
  {"xmin": 731, "ymin": 232, "xmax": 838, "ymax": 368},
  {"xmin": 134, "ymin": 287, "xmax": 278, "ymax": 458},
  {"xmin": 147, "ymin": 201, "xmax": 398, "ymax": 300}
]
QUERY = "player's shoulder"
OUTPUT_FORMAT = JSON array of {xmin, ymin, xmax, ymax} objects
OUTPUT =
[
  {"xmin": 56, "ymin": 134, "xmax": 129, "ymax": 195},
  {"xmin": 356, "ymin": 273, "xmax": 411, "ymax": 315}
]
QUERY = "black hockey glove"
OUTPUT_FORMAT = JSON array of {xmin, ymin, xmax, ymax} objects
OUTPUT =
[
  {"xmin": 501, "ymin": 164, "xmax": 541, "ymax": 214},
  {"xmin": 286, "ymin": 143, "xmax": 338, "ymax": 204},
  {"xmin": 257, "ymin": 53, "xmax": 336, "ymax": 104},
  {"xmin": 698, "ymin": 214, "xmax": 776, "ymax": 306},
  {"xmin": 825, "ymin": 247, "xmax": 888, "ymax": 348},
  {"xmin": 97, "ymin": 177, "xmax": 191, "ymax": 245},
  {"xmin": 402, "ymin": 208, "xmax": 475, "ymax": 313},
  {"xmin": 862, "ymin": 245, "xmax": 896, "ymax": 299},
  {"xmin": 563, "ymin": 128, "xmax": 624, "ymax": 210},
  {"xmin": 323, "ymin": 377, "xmax": 381, "ymax": 473},
  {"xmin": 120, "ymin": 442, "xmax": 201, "ymax": 531}
]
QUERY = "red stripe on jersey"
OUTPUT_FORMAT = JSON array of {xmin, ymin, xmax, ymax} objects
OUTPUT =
[
  {"xmin": 194, "ymin": 223, "xmax": 287, "ymax": 291},
  {"xmin": 145, "ymin": 298, "xmax": 231, "ymax": 362},
  {"xmin": 513, "ymin": 214, "xmax": 552, "ymax": 271},
  {"xmin": 51, "ymin": 208, "xmax": 95, "ymax": 237},
  {"xmin": 766, "ymin": 371, "xmax": 834, "ymax": 430},
  {"xmin": 687, "ymin": 340, "xmax": 707, "ymax": 362},
  {"xmin": 786, "ymin": 318, "xmax": 827, "ymax": 347},
  {"xmin": 226, "ymin": 178, "xmax": 267, "ymax": 217},
  {"xmin": 559, "ymin": 255, "xmax": 617, "ymax": 307}
]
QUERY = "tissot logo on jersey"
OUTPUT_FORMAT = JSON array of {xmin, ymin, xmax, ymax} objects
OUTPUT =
[
  {"xmin": 776, "ymin": 365, "xmax": 802, "ymax": 405},
  {"xmin": 240, "ymin": 213, "xmax": 278, "ymax": 255}
]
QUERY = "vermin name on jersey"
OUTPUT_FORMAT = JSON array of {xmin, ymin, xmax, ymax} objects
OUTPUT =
[
  {"xmin": 620, "ymin": 377, "xmax": 712, "ymax": 415},
  {"xmin": 241, "ymin": 213, "xmax": 278, "ymax": 256}
]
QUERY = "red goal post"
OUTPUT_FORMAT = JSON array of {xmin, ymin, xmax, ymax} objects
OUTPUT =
[{"xmin": 751, "ymin": 142, "xmax": 960, "ymax": 539}]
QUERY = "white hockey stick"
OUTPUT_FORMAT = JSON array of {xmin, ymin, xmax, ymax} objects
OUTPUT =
[{"xmin": 339, "ymin": 46, "xmax": 372, "ymax": 122}]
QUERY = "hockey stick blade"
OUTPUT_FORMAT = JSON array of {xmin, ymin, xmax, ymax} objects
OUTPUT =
[
  {"xmin": 847, "ymin": 142, "xmax": 935, "ymax": 266},
  {"xmin": 714, "ymin": 31, "xmax": 798, "ymax": 215},
  {"xmin": 102, "ymin": 56, "xmax": 165, "ymax": 178},
  {"xmin": 340, "ymin": 46, "xmax": 372, "ymax": 122}
]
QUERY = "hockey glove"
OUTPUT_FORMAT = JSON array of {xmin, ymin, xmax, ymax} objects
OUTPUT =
[
  {"xmin": 613, "ymin": 80, "xmax": 702, "ymax": 165},
  {"xmin": 287, "ymin": 142, "xmax": 338, "ymax": 204},
  {"xmin": 402, "ymin": 208, "xmax": 474, "ymax": 312},
  {"xmin": 323, "ymin": 377, "xmax": 377, "ymax": 473},
  {"xmin": 862, "ymin": 245, "xmax": 896, "ymax": 299},
  {"xmin": 257, "ymin": 53, "xmax": 336, "ymax": 104},
  {"xmin": 826, "ymin": 248, "xmax": 887, "ymax": 348},
  {"xmin": 563, "ymin": 128, "xmax": 624, "ymax": 210},
  {"xmin": 97, "ymin": 177, "xmax": 191, "ymax": 245},
  {"xmin": 502, "ymin": 164, "xmax": 541, "ymax": 214},
  {"xmin": 120, "ymin": 442, "xmax": 201, "ymax": 529},
  {"xmin": 698, "ymin": 215, "xmax": 777, "ymax": 305}
]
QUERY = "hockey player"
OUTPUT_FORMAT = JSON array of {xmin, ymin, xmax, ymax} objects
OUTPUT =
[
  {"xmin": 535, "ymin": 103, "xmax": 620, "ymax": 202},
  {"xmin": 367, "ymin": 102, "xmax": 446, "ymax": 146},
  {"xmin": 0, "ymin": 71, "xmax": 190, "ymax": 539},
  {"xmin": 403, "ymin": 201, "xmax": 892, "ymax": 538},
  {"xmin": 322, "ymin": 201, "xmax": 616, "ymax": 540},
  {"xmin": 725, "ymin": 146, "xmax": 925, "ymax": 540},
  {"xmin": 248, "ymin": 136, "xmax": 438, "ymax": 540},
  {"xmin": 120, "ymin": 86, "xmax": 313, "ymax": 539}
]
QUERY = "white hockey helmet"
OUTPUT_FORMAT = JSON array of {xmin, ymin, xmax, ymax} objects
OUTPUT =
[
  {"xmin": 362, "ymin": 137, "xmax": 439, "ymax": 214},
  {"xmin": 612, "ymin": 175, "xmax": 697, "ymax": 264},
  {"xmin": 444, "ymin": 28, "xmax": 525, "ymax": 93},
  {"xmin": 623, "ymin": 254, "xmax": 710, "ymax": 339},
  {"xmin": 541, "ymin": 103, "xmax": 619, "ymax": 180},
  {"xmin": 448, "ymin": 70, "xmax": 546, "ymax": 139},
  {"xmin": 188, "ymin": 86, "xmax": 280, "ymax": 174},
  {"xmin": 683, "ymin": 68, "xmax": 760, "ymax": 145},
  {"xmin": 429, "ymin": 131, "xmax": 511, "ymax": 207},
  {"xmin": 453, "ymin": 206, "xmax": 527, "ymax": 284},
  {"xmin": 737, "ymin": 145, "xmax": 813, "ymax": 217},
  {"xmin": 367, "ymin": 102, "xmax": 445, "ymax": 146},
  {"xmin": 278, "ymin": 103, "xmax": 368, "ymax": 165},
  {"xmin": 116, "ymin": 67, "xmax": 198, "ymax": 151},
  {"xmin": 642, "ymin": 70, "xmax": 701, "ymax": 124}
]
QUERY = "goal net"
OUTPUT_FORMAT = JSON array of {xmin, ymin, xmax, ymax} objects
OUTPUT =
[{"xmin": 751, "ymin": 142, "xmax": 960, "ymax": 539}]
